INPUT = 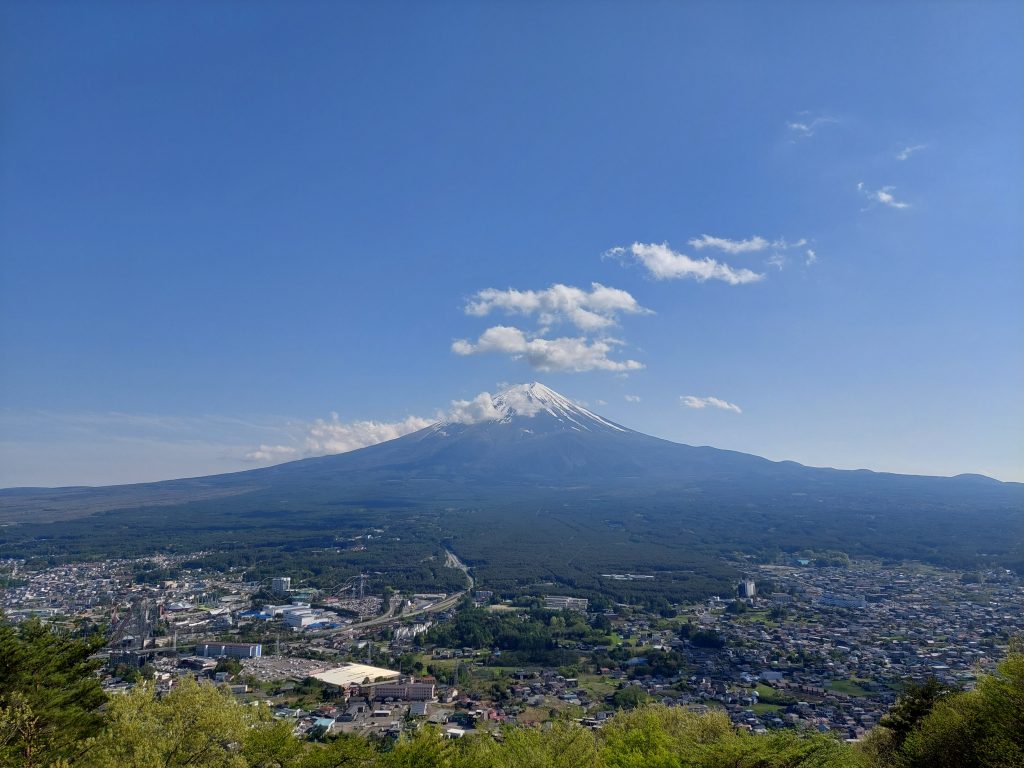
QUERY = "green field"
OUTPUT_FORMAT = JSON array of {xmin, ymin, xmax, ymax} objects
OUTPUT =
[{"xmin": 827, "ymin": 679, "xmax": 871, "ymax": 697}]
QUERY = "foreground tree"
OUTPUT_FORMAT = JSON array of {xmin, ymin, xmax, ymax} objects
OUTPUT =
[
  {"xmin": 899, "ymin": 651, "xmax": 1024, "ymax": 768},
  {"xmin": 80, "ymin": 678, "xmax": 271, "ymax": 768},
  {"xmin": 877, "ymin": 677, "xmax": 959, "ymax": 751},
  {"xmin": 0, "ymin": 617, "xmax": 106, "ymax": 767},
  {"xmin": 600, "ymin": 705, "xmax": 864, "ymax": 768}
]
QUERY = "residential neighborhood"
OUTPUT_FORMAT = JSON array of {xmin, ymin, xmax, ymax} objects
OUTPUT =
[{"xmin": 2, "ymin": 553, "xmax": 1020, "ymax": 743}]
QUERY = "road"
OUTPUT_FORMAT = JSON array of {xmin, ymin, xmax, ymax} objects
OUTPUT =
[{"xmin": 331, "ymin": 548, "xmax": 473, "ymax": 632}]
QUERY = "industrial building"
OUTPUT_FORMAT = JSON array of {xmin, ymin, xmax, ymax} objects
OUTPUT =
[{"xmin": 196, "ymin": 642, "xmax": 262, "ymax": 659}]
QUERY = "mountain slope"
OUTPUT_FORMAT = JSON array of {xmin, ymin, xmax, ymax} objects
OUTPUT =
[
  {"xmin": 2, "ymin": 383, "xmax": 1022, "ymax": 596},
  {"xmin": 2, "ymin": 382, "xmax": 1021, "ymax": 522}
]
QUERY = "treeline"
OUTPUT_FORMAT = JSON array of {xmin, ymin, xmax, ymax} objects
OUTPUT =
[{"xmin": 423, "ymin": 604, "xmax": 595, "ymax": 667}]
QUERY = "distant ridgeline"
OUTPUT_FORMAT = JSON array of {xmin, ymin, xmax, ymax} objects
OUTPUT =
[{"xmin": 1, "ymin": 383, "xmax": 1021, "ymax": 601}]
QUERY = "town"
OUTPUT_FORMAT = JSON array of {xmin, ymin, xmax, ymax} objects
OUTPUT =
[{"xmin": 2, "ymin": 552, "xmax": 1021, "ymax": 744}]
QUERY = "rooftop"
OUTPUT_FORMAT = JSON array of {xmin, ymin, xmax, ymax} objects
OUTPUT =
[{"xmin": 312, "ymin": 663, "xmax": 400, "ymax": 688}]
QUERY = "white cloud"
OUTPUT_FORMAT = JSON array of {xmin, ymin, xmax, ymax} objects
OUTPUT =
[
  {"xmin": 680, "ymin": 395, "xmax": 742, "ymax": 414},
  {"xmin": 858, "ymin": 182, "xmax": 910, "ymax": 209},
  {"xmin": 442, "ymin": 389, "xmax": 546, "ymax": 423},
  {"xmin": 896, "ymin": 144, "xmax": 927, "ymax": 161},
  {"xmin": 610, "ymin": 242, "xmax": 764, "ymax": 285},
  {"xmin": 453, "ymin": 325, "xmax": 644, "ymax": 372},
  {"xmin": 876, "ymin": 188, "xmax": 910, "ymax": 209},
  {"xmin": 624, "ymin": 394, "xmax": 641, "ymax": 403},
  {"xmin": 805, "ymin": 249, "xmax": 818, "ymax": 265},
  {"xmin": 689, "ymin": 234, "xmax": 769, "ymax": 254},
  {"xmin": 244, "ymin": 444, "xmax": 298, "ymax": 462},
  {"xmin": 787, "ymin": 115, "xmax": 839, "ymax": 138},
  {"xmin": 302, "ymin": 414, "xmax": 434, "ymax": 455},
  {"xmin": 464, "ymin": 283, "xmax": 650, "ymax": 332},
  {"xmin": 445, "ymin": 392, "xmax": 502, "ymax": 424},
  {"xmin": 767, "ymin": 254, "xmax": 786, "ymax": 270}
]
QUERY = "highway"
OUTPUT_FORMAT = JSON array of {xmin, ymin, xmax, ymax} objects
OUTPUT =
[{"xmin": 325, "ymin": 549, "xmax": 473, "ymax": 633}]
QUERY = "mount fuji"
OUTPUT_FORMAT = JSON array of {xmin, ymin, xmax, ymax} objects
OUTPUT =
[{"xmin": 1, "ymin": 382, "xmax": 1021, "ymax": 579}]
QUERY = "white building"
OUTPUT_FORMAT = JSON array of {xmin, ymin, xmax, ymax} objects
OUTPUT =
[
  {"xmin": 283, "ymin": 606, "xmax": 317, "ymax": 628},
  {"xmin": 197, "ymin": 642, "xmax": 262, "ymax": 658},
  {"xmin": 738, "ymin": 579, "xmax": 757, "ymax": 599},
  {"xmin": 544, "ymin": 595, "xmax": 589, "ymax": 612}
]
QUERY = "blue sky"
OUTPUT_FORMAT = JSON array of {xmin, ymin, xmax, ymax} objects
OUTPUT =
[{"xmin": 1, "ymin": 1, "xmax": 1022, "ymax": 486}]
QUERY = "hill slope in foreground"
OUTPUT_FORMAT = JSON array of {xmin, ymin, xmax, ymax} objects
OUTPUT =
[{"xmin": 1, "ymin": 383, "xmax": 1021, "ymax": 598}]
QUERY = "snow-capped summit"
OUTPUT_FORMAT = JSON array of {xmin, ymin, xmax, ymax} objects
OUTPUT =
[{"xmin": 487, "ymin": 382, "xmax": 627, "ymax": 433}]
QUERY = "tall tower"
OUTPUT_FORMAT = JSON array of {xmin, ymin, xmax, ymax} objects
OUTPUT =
[{"xmin": 738, "ymin": 579, "xmax": 757, "ymax": 599}]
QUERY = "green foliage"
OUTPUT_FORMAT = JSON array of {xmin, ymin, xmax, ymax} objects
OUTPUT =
[
  {"xmin": 601, "ymin": 706, "xmax": 865, "ymax": 768},
  {"xmin": 79, "ymin": 678, "xmax": 255, "ymax": 767},
  {"xmin": 215, "ymin": 657, "xmax": 243, "ymax": 677},
  {"xmin": 610, "ymin": 687, "xmax": 649, "ymax": 710},
  {"xmin": 424, "ymin": 606, "xmax": 586, "ymax": 666},
  {"xmin": 468, "ymin": 720, "xmax": 601, "ymax": 768},
  {"xmin": 898, "ymin": 652, "xmax": 1024, "ymax": 768},
  {"xmin": 726, "ymin": 600, "xmax": 748, "ymax": 615},
  {"xmin": 877, "ymin": 677, "xmax": 958, "ymax": 749},
  {"xmin": 294, "ymin": 735, "xmax": 376, "ymax": 768},
  {"xmin": 0, "ymin": 617, "xmax": 106, "ymax": 766}
]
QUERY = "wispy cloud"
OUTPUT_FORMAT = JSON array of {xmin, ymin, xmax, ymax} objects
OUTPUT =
[
  {"xmin": 680, "ymin": 395, "xmax": 742, "ymax": 414},
  {"xmin": 767, "ymin": 254, "xmax": 787, "ymax": 270},
  {"xmin": 804, "ymin": 249, "xmax": 818, "ymax": 265},
  {"xmin": 787, "ymin": 115, "xmax": 839, "ymax": 139},
  {"xmin": 608, "ymin": 242, "xmax": 764, "ymax": 285},
  {"xmin": 244, "ymin": 444, "xmax": 298, "ymax": 462},
  {"xmin": 896, "ymin": 144, "xmax": 927, "ymax": 161},
  {"xmin": 686, "ymin": 234, "xmax": 811, "ymax": 256},
  {"xmin": 624, "ymin": 394, "xmax": 641, "ymax": 403},
  {"xmin": 453, "ymin": 325, "xmax": 644, "ymax": 372},
  {"xmin": 858, "ymin": 182, "xmax": 910, "ymax": 209},
  {"xmin": 689, "ymin": 234, "xmax": 769, "ymax": 254},
  {"xmin": 464, "ymin": 283, "xmax": 651, "ymax": 332}
]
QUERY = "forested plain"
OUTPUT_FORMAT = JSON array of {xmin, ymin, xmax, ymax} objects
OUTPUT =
[{"xmin": 2, "ymin": 481, "xmax": 1022, "ymax": 606}]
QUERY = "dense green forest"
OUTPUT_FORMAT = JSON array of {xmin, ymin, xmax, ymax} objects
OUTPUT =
[
  {"xmin": 2, "ymin": 618, "xmax": 1022, "ymax": 768},
  {"xmin": 3, "ymin": 472, "xmax": 1021, "ymax": 608},
  {"xmin": 10, "ymin": 491, "xmax": 1021, "ymax": 606},
  {"xmin": 0, "ymin": 498, "xmax": 742, "ymax": 603}
]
